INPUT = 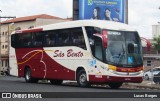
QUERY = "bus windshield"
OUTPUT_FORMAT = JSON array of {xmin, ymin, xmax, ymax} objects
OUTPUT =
[{"xmin": 105, "ymin": 31, "xmax": 143, "ymax": 67}]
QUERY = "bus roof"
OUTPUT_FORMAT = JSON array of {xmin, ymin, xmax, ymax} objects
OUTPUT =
[
  {"xmin": 41, "ymin": 20, "xmax": 136, "ymax": 32},
  {"xmin": 13, "ymin": 20, "xmax": 137, "ymax": 34}
]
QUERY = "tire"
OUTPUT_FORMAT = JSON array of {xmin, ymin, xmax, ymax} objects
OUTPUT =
[
  {"xmin": 77, "ymin": 70, "xmax": 90, "ymax": 87},
  {"xmin": 154, "ymin": 81, "xmax": 159, "ymax": 84},
  {"xmin": 108, "ymin": 82, "xmax": 123, "ymax": 89},
  {"xmin": 25, "ymin": 68, "xmax": 38, "ymax": 83},
  {"xmin": 144, "ymin": 74, "xmax": 149, "ymax": 80},
  {"xmin": 153, "ymin": 76, "xmax": 160, "ymax": 84},
  {"xmin": 50, "ymin": 80, "xmax": 63, "ymax": 85}
]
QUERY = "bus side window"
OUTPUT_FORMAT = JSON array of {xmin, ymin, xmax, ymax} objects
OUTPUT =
[
  {"xmin": 57, "ymin": 30, "xmax": 70, "ymax": 46},
  {"xmin": 11, "ymin": 34, "xmax": 17, "ymax": 48},
  {"xmin": 44, "ymin": 31, "xmax": 57, "ymax": 47},
  {"xmin": 71, "ymin": 28, "xmax": 86, "ymax": 50},
  {"xmin": 85, "ymin": 27, "xmax": 101, "ymax": 40},
  {"xmin": 17, "ymin": 34, "xmax": 24, "ymax": 48},
  {"xmin": 45, "ymin": 35, "xmax": 55, "ymax": 46},
  {"xmin": 11, "ymin": 34, "xmax": 26, "ymax": 48},
  {"xmin": 85, "ymin": 27, "xmax": 101, "ymax": 55},
  {"xmin": 20, "ymin": 33, "xmax": 32, "ymax": 48},
  {"xmin": 94, "ymin": 38, "xmax": 103, "ymax": 61},
  {"xmin": 33, "ymin": 32, "xmax": 43, "ymax": 47}
]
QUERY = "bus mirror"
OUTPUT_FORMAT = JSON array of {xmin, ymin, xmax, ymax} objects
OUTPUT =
[
  {"xmin": 141, "ymin": 37, "xmax": 151, "ymax": 51},
  {"xmin": 102, "ymin": 30, "xmax": 108, "ymax": 48}
]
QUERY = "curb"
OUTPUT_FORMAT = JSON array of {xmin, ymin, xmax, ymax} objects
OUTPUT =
[
  {"xmin": 124, "ymin": 85, "xmax": 160, "ymax": 90},
  {"xmin": 124, "ymin": 84, "xmax": 160, "ymax": 90},
  {"xmin": 63, "ymin": 82, "xmax": 160, "ymax": 90}
]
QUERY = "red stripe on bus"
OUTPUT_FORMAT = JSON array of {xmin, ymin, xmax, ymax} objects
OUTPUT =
[
  {"xmin": 116, "ymin": 66, "xmax": 143, "ymax": 72},
  {"xmin": 89, "ymin": 75, "xmax": 143, "ymax": 83},
  {"xmin": 16, "ymin": 28, "xmax": 43, "ymax": 34}
]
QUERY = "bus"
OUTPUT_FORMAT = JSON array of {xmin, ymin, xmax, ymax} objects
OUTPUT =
[{"xmin": 9, "ymin": 20, "xmax": 144, "ymax": 89}]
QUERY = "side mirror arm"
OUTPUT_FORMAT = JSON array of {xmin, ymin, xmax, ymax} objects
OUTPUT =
[{"xmin": 141, "ymin": 37, "xmax": 151, "ymax": 51}]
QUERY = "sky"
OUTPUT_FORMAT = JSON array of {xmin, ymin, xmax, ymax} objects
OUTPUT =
[{"xmin": 0, "ymin": 0, "xmax": 160, "ymax": 39}]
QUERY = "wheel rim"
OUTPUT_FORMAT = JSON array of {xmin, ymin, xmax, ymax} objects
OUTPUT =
[
  {"xmin": 145, "ymin": 75, "xmax": 149, "ymax": 80},
  {"xmin": 26, "ymin": 69, "xmax": 31, "ymax": 80},
  {"xmin": 79, "ymin": 74, "xmax": 87, "ymax": 85}
]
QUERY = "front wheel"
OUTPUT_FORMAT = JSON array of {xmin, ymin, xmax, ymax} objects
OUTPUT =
[
  {"xmin": 108, "ymin": 82, "xmax": 123, "ymax": 89},
  {"xmin": 25, "ymin": 68, "xmax": 38, "ymax": 83},
  {"xmin": 77, "ymin": 70, "xmax": 90, "ymax": 87}
]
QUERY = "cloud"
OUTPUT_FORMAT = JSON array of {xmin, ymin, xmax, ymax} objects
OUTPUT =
[
  {"xmin": 0, "ymin": 0, "xmax": 73, "ymax": 18},
  {"xmin": 128, "ymin": 0, "xmax": 160, "ymax": 38},
  {"xmin": 0, "ymin": 0, "xmax": 160, "ymax": 39}
]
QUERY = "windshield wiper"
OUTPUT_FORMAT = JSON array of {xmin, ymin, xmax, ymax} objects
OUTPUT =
[{"xmin": 117, "ymin": 44, "xmax": 126, "ymax": 64}]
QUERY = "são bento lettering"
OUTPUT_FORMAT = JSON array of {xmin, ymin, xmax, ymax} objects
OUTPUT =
[{"xmin": 53, "ymin": 49, "xmax": 83, "ymax": 57}]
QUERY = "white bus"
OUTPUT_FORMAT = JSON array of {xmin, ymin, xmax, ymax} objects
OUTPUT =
[{"xmin": 9, "ymin": 20, "xmax": 144, "ymax": 89}]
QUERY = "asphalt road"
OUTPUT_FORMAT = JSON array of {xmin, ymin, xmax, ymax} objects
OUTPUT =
[{"xmin": 0, "ymin": 76, "xmax": 160, "ymax": 101}]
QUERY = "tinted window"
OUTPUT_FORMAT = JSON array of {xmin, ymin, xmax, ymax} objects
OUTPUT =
[
  {"xmin": 57, "ymin": 30, "xmax": 70, "ymax": 46},
  {"xmin": 44, "ymin": 31, "xmax": 57, "ymax": 47},
  {"xmin": 95, "ymin": 38, "xmax": 103, "ymax": 61},
  {"xmin": 11, "ymin": 34, "xmax": 19, "ymax": 48},
  {"xmin": 71, "ymin": 28, "xmax": 86, "ymax": 49},
  {"xmin": 33, "ymin": 32, "xmax": 44, "ymax": 47},
  {"xmin": 11, "ymin": 27, "xmax": 86, "ymax": 50},
  {"xmin": 12, "ymin": 33, "xmax": 33, "ymax": 48},
  {"xmin": 85, "ymin": 27, "xmax": 101, "ymax": 53},
  {"xmin": 22, "ymin": 33, "xmax": 32, "ymax": 47},
  {"xmin": 85, "ymin": 27, "xmax": 101, "ymax": 37},
  {"xmin": 85, "ymin": 27, "xmax": 101, "ymax": 44}
]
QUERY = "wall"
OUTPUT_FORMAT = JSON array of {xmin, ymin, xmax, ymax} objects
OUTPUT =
[
  {"xmin": 152, "ymin": 25, "xmax": 160, "ymax": 37},
  {"xmin": 35, "ymin": 18, "xmax": 68, "ymax": 27},
  {"xmin": 143, "ymin": 57, "xmax": 160, "ymax": 71}
]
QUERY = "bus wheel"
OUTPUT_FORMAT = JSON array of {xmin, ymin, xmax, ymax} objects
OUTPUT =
[
  {"xmin": 50, "ymin": 80, "xmax": 63, "ymax": 85},
  {"xmin": 108, "ymin": 82, "xmax": 123, "ymax": 89},
  {"xmin": 25, "ymin": 68, "xmax": 38, "ymax": 83},
  {"xmin": 77, "ymin": 70, "xmax": 90, "ymax": 87}
]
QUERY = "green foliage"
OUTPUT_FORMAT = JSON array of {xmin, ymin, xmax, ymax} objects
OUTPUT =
[
  {"xmin": 153, "ymin": 37, "xmax": 160, "ymax": 50},
  {"xmin": 88, "ymin": 0, "xmax": 93, "ymax": 5}
]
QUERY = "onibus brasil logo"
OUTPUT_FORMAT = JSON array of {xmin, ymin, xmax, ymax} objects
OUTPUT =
[{"xmin": 88, "ymin": 0, "xmax": 93, "ymax": 5}]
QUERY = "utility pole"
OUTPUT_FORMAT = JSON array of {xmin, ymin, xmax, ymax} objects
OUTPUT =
[
  {"xmin": 0, "ymin": 10, "xmax": 1, "ymax": 75},
  {"xmin": 0, "ymin": 10, "xmax": 16, "ymax": 75},
  {"xmin": 125, "ymin": 0, "xmax": 128, "ymax": 24}
]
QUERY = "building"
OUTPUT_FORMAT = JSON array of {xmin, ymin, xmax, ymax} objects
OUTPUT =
[
  {"xmin": 143, "ymin": 24, "xmax": 160, "ymax": 71},
  {"xmin": 143, "ymin": 46, "xmax": 160, "ymax": 71},
  {"xmin": 0, "ymin": 14, "xmax": 71, "ymax": 75},
  {"xmin": 152, "ymin": 24, "xmax": 160, "ymax": 37}
]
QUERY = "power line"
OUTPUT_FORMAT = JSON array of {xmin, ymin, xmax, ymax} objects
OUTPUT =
[{"xmin": 0, "ymin": 16, "xmax": 16, "ymax": 19}]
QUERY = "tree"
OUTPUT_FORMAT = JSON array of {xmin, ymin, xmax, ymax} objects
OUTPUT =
[{"xmin": 153, "ymin": 37, "xmax": 160, "ymax": 54}]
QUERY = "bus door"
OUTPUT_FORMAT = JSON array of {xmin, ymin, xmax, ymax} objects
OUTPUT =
[{"xmin": 93, "ymin": 35, "xmax": 106, "ymax": 77}]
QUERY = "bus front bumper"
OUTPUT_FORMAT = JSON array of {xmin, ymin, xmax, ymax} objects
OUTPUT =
[{"xmin": 89, "ymin": 75, "xmax": 143, "ymax": 83}]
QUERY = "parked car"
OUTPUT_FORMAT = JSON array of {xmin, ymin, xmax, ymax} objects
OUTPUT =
[
  {"xmin": 153, "ymin": 72, "xmax": 160, "ymax": 84},
  {"xmin": 144, "ymin": 67, "xmax": 160, "ymax": 80}
]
